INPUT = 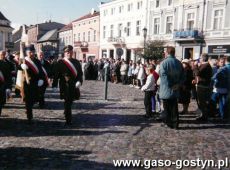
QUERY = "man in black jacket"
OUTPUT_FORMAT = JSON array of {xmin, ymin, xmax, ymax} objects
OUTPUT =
[
  {"xmin": 0, "ymin": 51, "xmax": 12, "ymax": 115},
  {"xmin": 38, "ymin": 51, "xmax": 51, "ymax": 108},
  {"xmin": 20, "ymin": 45, "xmax": 46, "ymax": 122},
  {"xmin": 0, "ymin": 50, "xmax": 13, "ymax": 114},
  {"xmin": 53, "ymin": 45, "xmax": 83, "ymax": 126}
]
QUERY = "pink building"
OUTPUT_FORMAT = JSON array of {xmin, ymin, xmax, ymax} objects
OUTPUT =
[{"xmin": 72, "ymin": 10, "xmax": 100, "ymax": 61}]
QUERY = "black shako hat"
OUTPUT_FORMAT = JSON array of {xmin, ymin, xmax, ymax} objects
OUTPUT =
[
  {"xmin": 25, "ymin": 44, "xmax": 36, "ymax": 52},
  {"xmin": 63, "ymin": 45, "xmax": 73, "ymax": 52}
]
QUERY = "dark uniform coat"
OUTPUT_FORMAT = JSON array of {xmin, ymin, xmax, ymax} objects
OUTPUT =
[
  {"xmin": 0, "ymin": 60, "xmax": 12, "ymax": 106},
  {"xmin": 53, "ymin": 58, "xmax": 83, "ymax": 101},
  {"xmin": 20, "ymin": 57, "xmax": 45, "ymax": 104}
]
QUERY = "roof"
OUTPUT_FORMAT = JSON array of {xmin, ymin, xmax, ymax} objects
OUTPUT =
[
  {"xmin": 73, "ymin": 11, "xmax": 100, "ymax": 23},
  {"xmin": 37, "ymin": 29, "xmax": 58, "ymax": 43},
  {"xmin": 59, "ymin": 23, "xmax": 72, "ymax": 32},
  {"xmin": 0, "ymin": 11, "xmax": 9, "ymax": 21}
]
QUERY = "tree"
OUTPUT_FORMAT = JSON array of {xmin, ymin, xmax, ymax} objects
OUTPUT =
[{"xmin": 142, "ymin": 40, "xmax": 166, "ymax": 60}]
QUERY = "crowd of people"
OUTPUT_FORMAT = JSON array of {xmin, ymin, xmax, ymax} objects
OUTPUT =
[
  {"xmin": 0, "ymin": 45, "xmax": 230, "ymax": 128},
  {"xmin": 80, "ymin": 47, "xmax": 230, "ymax": 129}
]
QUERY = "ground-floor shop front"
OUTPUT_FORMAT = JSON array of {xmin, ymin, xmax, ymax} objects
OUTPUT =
[{"xmin": 74, "ymin": 42, "xmax": 99, "ymax": 61}]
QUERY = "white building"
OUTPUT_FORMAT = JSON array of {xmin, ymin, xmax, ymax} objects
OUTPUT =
[
  {"xmin": 0, "ymin": 12, "xmax": 13, "ymax": 51},
  {"xmin": 149, "ymin": 0, "xmax": 206, "ymax": 60},
  {"xmin": 204, "ymin": 0, "xmax": 230, "ymax": 57},
  {"xmin": 99, "ymin": 0, "xmax": 149, "ymax": 61},
  {"xmin": 58, "ymin": 23, "xmax": 73, "ymax": 55},
  {"xmin": 148, "ymin": 0, "xmax": 230, "ymax": 59}
]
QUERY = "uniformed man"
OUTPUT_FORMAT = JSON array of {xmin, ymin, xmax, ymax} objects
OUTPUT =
[
  {"xmin": 37, "ymin": 51, "xmax": 51, "ymax": 108},
  {"xmin": 53, "ymin": 45, "xmax": 83, "ymax": 126},
  {"xmin": 0, "ymin": 51, "xmax": 12, "ymax": 115},
  {"xmin": 20, "ymin": 45, "xmax": 45, "ymax": 122}
]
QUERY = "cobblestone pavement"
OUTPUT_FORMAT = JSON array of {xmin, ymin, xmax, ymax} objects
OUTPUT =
[{"xmin": 0, "ymin": 81, "xmax": 229, "ymax": 170}]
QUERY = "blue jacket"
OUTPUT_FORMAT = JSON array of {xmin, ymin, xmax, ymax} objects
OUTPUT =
[
  {"xmin": 212, "ymin": 64, "xmax": 230, "ymax": 91},
  {"xmin": 159, "ymin": 55, "xmax": 184, "ymax": 99}
]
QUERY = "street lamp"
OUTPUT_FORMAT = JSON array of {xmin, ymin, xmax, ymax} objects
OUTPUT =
[{"xmin": 142, "ymin": 27, "xmax": 147, "ymax": 60}]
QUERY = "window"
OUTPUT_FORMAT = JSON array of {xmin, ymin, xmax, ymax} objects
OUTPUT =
[
  {"xmin": 118, "ymin": 24, "xmax": 122, "ymax": 37},
  {"xmin": 168, "ymin": 0, "xmax": 172, "ymax": 6},
  {"xmin": 154, "ymin": 18, "xmax": 160, "ymax": 34},
  {"xmin": 104, "ymin": 10, "xmax": 108, "ymax": 16},
  {"xmin": 187, "ymin": 13, "xmax": 195, "ymax": 30},
  {"xmin": 111, "ymin": 8, "xmax": 115, "ymax": 15},
  {"xmin": 66, "ymin": 37, "xmax": 68, "ymax": 44},
  {"xmin": 83, "ymin": 32, "xmax": 85, "ymax": 41},
  {"xmin": 88, "ymin": 31, "xmax": 90, "ymax": 42},
  {"xmin": 127, "ymin": 22, "xmax": 131, "ymax": 36},
  {"xmin": 137, "ymin": 1, "xmax": 143, "ymax": 10},
  {"xmin": 213, "ymin": 9, "xmax": 223, "ymax": 30},
  {"xmin": 94, "ymin": 30, "xmax": 96, "ymax": 41},
  {"xmin": 119, "ymin": 5, "xmax": 124, "ymax": 13},
  {"xmin": 103, "ymin": 26, "xmax": 106, "ymax": 39},
  {"xmin": 166, "ymin": 16, "xmax": 173, "ymax": 34},
  {"xmin": 136, "ymin": 20, "xmax": 141, "ymax": 36},
  {"xmin": 78, "ymin": 33, "xmax": 80, "ymax": 41},
  {"xmin": 69, "ymin": 36, "xmax": 71, "ymax": 44},
  {"xmin": 156, "ymin": 0, "xmax": 160, "ymax": 8},
  {"xmin": 128, "ymin": 3, "xmax": 133, "ymax": 12},
  {"xmin": 74, "ymin": 34, "xmax": 76, "ymax": 42},
  {"xmin": 110, "ymin": 25, "xmax": 114, "ymax": 37}
]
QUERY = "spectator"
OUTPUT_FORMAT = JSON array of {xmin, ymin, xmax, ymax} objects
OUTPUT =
[
  {"xmin": 133, "ymin": 62, "xmax": 140, "ymax": 87},
  {"xmin": 131, "ymin": 63, "xmax": 137, "ymax": 87},
  {"xmin": 195, "ymin": 53, "xmax": 213, "ymax": 121},
  {"xmin": 141, "ymin": 66, "xmax": 156, "ymax": 118},
  {"xmin": 137, "ymin": 63, "xmax": 146, "ymax": 88},
  {"xmin": 128, "ymin": 61, "xmax": 134, "ymax": 85},
  {"xmin": 178, "ymin": 59, "xmax": 193, "ymax": 114},
  {"xmin": 159, "ymin": 47, "xmax": 184, "ymax": 129},
  {"xmin": 211, "ymin": 55, "xmax": 230, "ymax": 121},
  {"xmin": 93, "ymin": 59, "xmax": 99, "ymax": 80},
  {"xmin": 120, "ymin": 60, "xmax": 128, "ymax": 85},
  {"xmin": 98, "ymin": 59, "xmax": 104, "ymax": 81}
]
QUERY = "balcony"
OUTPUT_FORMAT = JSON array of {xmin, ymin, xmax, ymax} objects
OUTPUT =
[
  {"xmin": 173, "ymin": 29, "xmax": 204, "ymax": 42},
  {"xmin": 74, "ymin": 41, "xmax": 88, "ymax": 48}
]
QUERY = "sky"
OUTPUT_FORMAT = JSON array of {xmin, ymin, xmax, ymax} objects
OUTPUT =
[{"xmin": 0, "ymin": 0, "xmax": 109, "ymax": 31}]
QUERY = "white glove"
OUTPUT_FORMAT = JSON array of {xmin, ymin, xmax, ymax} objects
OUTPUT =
[
  {"xmin": 6, "ymin": 89, "xmax": 11, "ymax": 99},
  {"xmin": 21, "ymin": 64, "xmax": 28, "ymax": 70},
  {"xmin": 38, "ymin": 79, "xmax": 44, "ymax": 87},
  {"xmin": 75, "ymin": 81, "xmax": 81, "ymax": 88}
]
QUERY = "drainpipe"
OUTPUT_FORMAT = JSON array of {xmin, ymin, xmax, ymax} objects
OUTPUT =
[{"xmin": 200, "ymin": 0, "xmax": 206, "ymax": 55}]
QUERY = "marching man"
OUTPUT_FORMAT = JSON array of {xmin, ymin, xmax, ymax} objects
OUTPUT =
[
  {"xmin": 37, "ymin": 51, "xmax": 51, "ymax": 108},
  {"xmin": 53, "ymin": 45, "xmax": 83, "ymax": 126},
  {"xmin": 20, "ymin": 44, "xmax": 46, "ymax": 123}
]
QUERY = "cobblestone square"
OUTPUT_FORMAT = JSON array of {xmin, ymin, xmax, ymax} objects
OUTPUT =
[{"xmin": 0, "ymin": 81, "xmax": 229, "ymax": 169}]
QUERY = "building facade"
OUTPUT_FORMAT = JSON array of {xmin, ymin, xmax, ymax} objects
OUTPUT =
[
  {"xmin": 99, "ymin": 0, "xmax": 148, "ymax": 61},
  {"xmin": 37, "ymin": 29, "xmax": 59, "ymax": 58},
  {"xmin": 58, "ymin": 23, "xmax": 73, "ymax": 55},
  {"xmin": 204, "ymin": 0, "xmax": 230, "ymax": 57},
  {"xmin": 148, "ymin": 0, "xmax": 230, "ymax": 59},
  {"xmin": 149, "ymin": 0, "xmax": 206, "ymax": 59},
  {"xmin": 27, "ymin": 21, "xmax": 65, "ymax": 54},
  {"xmin": 0, "ymin": 12, "xmax": 13, "ymax": 51},
  {"xmin": 72, "ymin": 11, "xmax": 100, "ymax": 61}
]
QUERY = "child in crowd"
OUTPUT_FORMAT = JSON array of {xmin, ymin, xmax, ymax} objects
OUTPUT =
[{"xmin": 141, "ymin": 66, "xmax": 156, "ymax": 118}]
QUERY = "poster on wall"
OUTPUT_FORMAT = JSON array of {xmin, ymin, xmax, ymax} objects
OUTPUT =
[
  {"xmin": 208, "ymin": 45, "xmax": 230, "ymax": 54},
  {"xmin": 0, "ymin": 32, "xmax": 3, "ymax": 50}
]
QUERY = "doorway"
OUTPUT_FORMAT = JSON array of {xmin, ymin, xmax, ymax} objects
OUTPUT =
[
  {"xmin": 126, "ymin": 49, "xmax": 131, "ymax": 63},
  {"xmin": 184, "ymin": 48, "xmax": 193, "ymax": 60}
]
